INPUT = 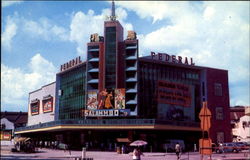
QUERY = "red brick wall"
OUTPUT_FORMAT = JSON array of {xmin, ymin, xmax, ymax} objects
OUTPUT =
[{"xmin": 206, "ymin": 68, "xmax": 231, "ymax": 142}]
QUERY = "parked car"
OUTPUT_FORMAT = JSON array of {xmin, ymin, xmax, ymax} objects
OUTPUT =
[
  {"xmin": 14, "ymin": 137, "xmax": 36, "ymax": 153},
  {"xmin": 216, "ymin": 142, "xmax": 241, "ymax": 153},
  {"xmin": 234, "ymin": 142, "xmax": 249, "ymax": 150}
]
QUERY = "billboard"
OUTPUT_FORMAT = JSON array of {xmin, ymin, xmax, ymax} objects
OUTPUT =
[
  {"xmin": 31, "ymin": 101, "xmax": 39, "ymax": 115},
  {"xmin": 157, "ymin": 80, "xmax": 195, "ymax": 121},
  {"xmin": 0, "ymin": 131, "xmax": 12, "ymax": 140},
  {"xmin": 85, "ymin": 88, "xmax": 129, "ymax": 117},
  {"xmin": 157, "ymin": 80, "xmax": 191, "ymax": 107},
  {"xmin": 115, "ymin": 88, "xmax": 125, "ymax": 109},
  {"xmin": 87, "ymin": 90, "xmax": 98, "ymax": 110},
  {"xmin": 43, "ymin": 98, "xmax": 53, "ymax": 113}
]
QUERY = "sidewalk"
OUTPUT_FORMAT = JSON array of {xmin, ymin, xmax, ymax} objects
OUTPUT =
[{"xmin": 1, "ymin": 147, "xmax": 249, "ymax": 160}]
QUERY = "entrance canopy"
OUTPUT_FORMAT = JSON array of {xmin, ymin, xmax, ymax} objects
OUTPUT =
[{"xmin": 116, "ymin": 138, "xmax": 131, "ymax": 143}]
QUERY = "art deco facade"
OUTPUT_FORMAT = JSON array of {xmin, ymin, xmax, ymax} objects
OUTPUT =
[{"xmin": 15, "ymin": 2, "xmax": 231, "ymax": 151}]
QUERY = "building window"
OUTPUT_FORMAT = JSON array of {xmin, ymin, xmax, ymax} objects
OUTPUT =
[
  {"xmin": 216, "ymin": 107, "xmax": 223, "ymax": 120},
  {"xmin": 217, "ymin": 132, "xmax": 224, "ymax": 143},
  {"xmin": 214, "ymin": 83, "xmax": 222, "ymax": 96}
]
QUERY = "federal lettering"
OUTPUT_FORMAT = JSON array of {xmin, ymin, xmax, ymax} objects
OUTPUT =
[
  {"xmin": 150, "ymin": 51, "xmax": 195, "ymax": 66},
  {"xmin": 178, "ymin": 56, "xmax": 182, "ymax": 64},
  {"xmin": 158, "ymin": 53, "xmax": 163, "ymax": 60},
  {"xmin": 184, "ymin": 57, "xmax": 189, "ymax": 65},
  {"xmin": 172, "ymin": 55, "xmax": 176, "ymax": 63}
]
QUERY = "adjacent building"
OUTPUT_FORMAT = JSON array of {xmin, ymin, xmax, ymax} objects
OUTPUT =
[
  {"xmin": 28, "ymin": 82, "xmax": 56, "ymax": 126},
  {"xmin": 231, "ymin": 106, "xmax": 250, "ymax": 142},
  {"xmin": 1, "ymin": 112, "xmax": 27, "ymax": 145}
]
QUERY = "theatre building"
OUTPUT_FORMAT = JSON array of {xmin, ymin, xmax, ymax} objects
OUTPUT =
[{"xmin": 15, "ymin": 2, "xmax": 231, "ymax": 151}]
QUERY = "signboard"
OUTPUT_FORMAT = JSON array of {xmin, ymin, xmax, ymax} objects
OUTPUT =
[
  {"xmin": 31, "ymin": 101, "xmax": 39, "ymax": 115},
  {"xmin": 157, "ymin": 80, "xmax": 192, "ymax": 107},
  {"xmin": 85, "ymin": 88, "xmax": 129, "ymax": 117},
  {"xmin": 151, "ymin": 52, "xmax": 195, "ymax": 66},
  {"xmin": 199, "ymin": 102, "xmax": 212, "ymax": 131},
  {"xmin": 43, "ymin": 98, "xmax": 53, "ymax": 113},
  {"xmin": 60, "ymin": 56, "xmax": 82, "ymax": 72},
  {"xmin": 0, "ymin": 131, "xmax": 12, "ymax": 140},
  {"xmin": 84, "ymin": 109, "xmax": 130, "ymax": 117}
]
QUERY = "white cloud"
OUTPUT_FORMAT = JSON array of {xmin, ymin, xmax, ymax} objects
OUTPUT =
[
  {"xmin": 23, "ymin": 18, "xmax": 69, "ymax": 41},
  {"xmin": 1, "ymin": 16, "xmax": 18, "ymax": 50},
  {"xmin": 116, "ymin": 1, "xmax": 249, "ymax": 106},
  {"xmin": 69, "ymin": 7, "xmax": 133, "ymax": 59},
  {"xmin": 2, "ymin": 0, "xmax": 22, "ymax": 7},
  {"xmin": 115, "ymin": 1, "xmax": 192, "ymax": 24},
  {"xmin": 1, "ymin": 54, "xmax": 57, "ymax": 111},
  {"xmin": 203, "ymin": 6, "xmax": 215, "ymax": 21}
]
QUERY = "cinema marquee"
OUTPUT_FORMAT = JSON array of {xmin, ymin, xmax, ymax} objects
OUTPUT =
[{"xmin": 151, "ymin": 52, "xmax": 195, "ymax": 66}]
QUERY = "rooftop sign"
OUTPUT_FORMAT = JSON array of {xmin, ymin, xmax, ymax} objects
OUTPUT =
[
  {"xmin": 151, "ymin": 52, "xmax": 195, "ymax": 66},
  {"xmin": 60, "ymin": 56, "xmax": 82, "ymax": 72}
]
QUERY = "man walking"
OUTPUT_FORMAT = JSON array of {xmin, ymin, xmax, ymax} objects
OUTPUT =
[{"xmin": 175, "ymin": 142, "xmax": 181, "ymax": 160}]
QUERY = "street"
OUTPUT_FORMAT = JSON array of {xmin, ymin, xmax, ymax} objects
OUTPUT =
[{"xmin": 1, "ymin": 145, "xmax": 249, "ymax": 160}]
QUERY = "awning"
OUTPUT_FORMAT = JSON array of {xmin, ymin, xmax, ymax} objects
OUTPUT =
[
  {"xmin": 43, "ymin": 95, "xmax": 53, "ymax": 100},
  {"xmin": 31, "ymin": 99, "xmax": 39, "ymax": 103},
  {"xmin": 14, "ymin": 137, "xmax": 31, "ymax": 142},
  {"xmin": 116, "ymin": 138, "xmax": 131, "ymax": 143}
]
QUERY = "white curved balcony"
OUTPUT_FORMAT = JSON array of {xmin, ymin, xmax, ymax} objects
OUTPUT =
[
  {"xmin": 88, "ymin": 68, "xmax": 99, "ymax": 73},
  {"xmin": 87, "ymin": 79, "xmax": 99, "ymax": 84}
]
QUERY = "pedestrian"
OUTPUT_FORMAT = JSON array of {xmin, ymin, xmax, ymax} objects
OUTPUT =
[
  {"xmin": 122, "ymin": 145, "xmax": 125, "ymax": 154},
  {"xmin": 175, "ymin": 142, "xmax": 181, "ymax": 160},
  {"xmin": 132, "ymin": 148, "xmax": 144, "ymax": 160}
]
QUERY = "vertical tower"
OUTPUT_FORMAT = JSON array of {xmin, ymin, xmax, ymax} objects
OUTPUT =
[
  {"xmin": 86, "ymin": 1, "xmax": 138, "ymax": 116},
  {"xmin": 124, "ymin": 31, "xmax": 138, "ymax": 115},
  {"xmin": 86, "ymin": 34, "xmax": 104, "ymax": 91},
  {"xmin": 102, "ymin": 0, "xmax": 124, "ymax": 90}
]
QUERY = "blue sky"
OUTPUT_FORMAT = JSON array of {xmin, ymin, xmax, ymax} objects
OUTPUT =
[{"xmin": 1, "ymin": 1, "xmax": 249, "ymax": 112}]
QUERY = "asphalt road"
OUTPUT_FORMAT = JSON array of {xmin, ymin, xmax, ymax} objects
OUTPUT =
[{"xmin": 1, "ymin": 146, "xmax": 250, "ymax": 160}]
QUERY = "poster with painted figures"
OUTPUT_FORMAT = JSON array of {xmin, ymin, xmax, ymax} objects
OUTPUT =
[
  {"xmin": 87, "ymin": 90, "xmax": 98, "ymax": 110},
  {"xmin": 115, "ymin": 88, "xmax": 125, "ymax": 109},
  {"xmin": 43, "ymin": 99, "xmax": 53, "ymax": 113}
]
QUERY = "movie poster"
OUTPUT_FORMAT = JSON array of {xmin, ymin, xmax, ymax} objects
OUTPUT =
[
  {"xmin": 31, "ymin": 102, "xmax": 39, "ymax": 115},
  {"xmin": 87, "ymin": 90, "xmax": 98, "ymax": 110},
  {"xmin": 85, "ymin": 89, "xmax": 129, "ymax": 117},
  {"xmin": 97, "ymin": 89, "xmax": 114, "ymax": 110},
  {"xmin": 43, "ymin": 98, "xmax": 53, "ymax": 113},
  {"xmin": 115, "ymin": 88, "xmax": 125, "ymax": 109}
]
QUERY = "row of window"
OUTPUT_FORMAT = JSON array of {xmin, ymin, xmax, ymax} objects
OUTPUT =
[
  {"xmin": 59, "ymin": 66, "xmax": 86, "ymax": 120},
  {"xmin": 140, "ymin": 63, "xmax": 200, "ymax": 84}
]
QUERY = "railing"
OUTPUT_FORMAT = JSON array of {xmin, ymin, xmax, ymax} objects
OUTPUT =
[
  {"xmin": 15, "ymin": 119, "xmax": 199, "ymax": 132},
  {"xmin": 155, "ymin": 120, "xmax": 200, "ymax": 127}
]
